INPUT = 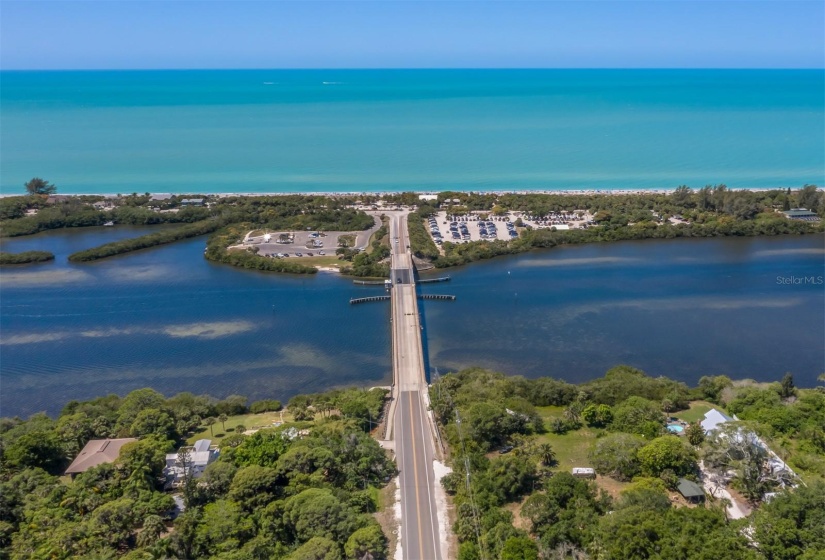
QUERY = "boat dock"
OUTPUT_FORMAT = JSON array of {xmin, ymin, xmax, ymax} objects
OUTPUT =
[
  {"xmin": 418, "ymin": 276, "xmax": 451, "ymax": 284},
  {"xmin": 349, "ymin": 295, "xmax": 392, "ymax": 305}
]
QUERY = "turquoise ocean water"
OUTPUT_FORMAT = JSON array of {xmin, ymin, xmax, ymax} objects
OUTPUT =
[{"xmin": 1, "ymin": 70, "xmax": 823, "ymax": 194}]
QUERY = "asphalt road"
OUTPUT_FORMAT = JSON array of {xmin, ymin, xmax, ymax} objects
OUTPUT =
[{"xmin": 389, "ymin": 213, "xmax": 442, "ymax": 560}]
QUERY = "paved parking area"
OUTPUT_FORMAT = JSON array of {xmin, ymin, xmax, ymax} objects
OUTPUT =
[
  {"xmin": 424, "ymin": 210, "xmax": 595, "ymax": 246},
  {"xmin": 239, "ymin": 215, "xmax": 382, "ymax": 256},
  {"xmin": 427, "ymin": 211, "xmax": 520, "ymax": 243}
]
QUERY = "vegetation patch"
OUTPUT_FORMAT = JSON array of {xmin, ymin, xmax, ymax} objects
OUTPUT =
[
  {"xmin": 430, "ymin": 365, "xmax": 825, "ymax": 559},
  {"xmin": 68, "ymin": 219, "xmax": 222, "ymax": 262},
  {"xmin": 0, "ymin": 250, "xmax": 55, "ymax": 265},
  {"xmin": 0, "ymin": 386, "xmax": 396, "ymax": 559}
]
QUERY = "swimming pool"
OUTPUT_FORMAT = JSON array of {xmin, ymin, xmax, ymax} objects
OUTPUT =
[{"xmin": 667, "ymin": 424, "xmax": 685, "ymax": 434}]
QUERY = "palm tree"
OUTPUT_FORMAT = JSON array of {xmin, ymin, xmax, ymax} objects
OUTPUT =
[
  {"xmin": 538, "ymin": 443, "xmax": 556, "ymax": 467},
  {"xmin": 218, "ymin": 414, "xmax": 228, "ymax": 433},
  {"xmin": 563, "ymin": 402, "xmax": 582, "ymax": 425},
  {"xmin": 204, "ymin": 417, "xmax": 216, "ymax": 436}
]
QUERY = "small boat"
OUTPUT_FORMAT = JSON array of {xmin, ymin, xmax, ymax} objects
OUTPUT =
[{"xmin": 103, "ymin": 221, "xmax": 114, "ymax": 227}]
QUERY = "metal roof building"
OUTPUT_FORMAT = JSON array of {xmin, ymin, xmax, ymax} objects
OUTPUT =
[
  {"xmin": 677, "ymin": 478, "xmax": 705, "ymax": 502},
  {"xmin": 65, "ymin": 438, "xmax": 137, "ymax": 477}
]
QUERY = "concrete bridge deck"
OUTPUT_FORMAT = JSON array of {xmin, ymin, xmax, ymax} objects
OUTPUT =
[{"xmin": 388, "ymin": 212, "xmax": 442, "ymax": 560}]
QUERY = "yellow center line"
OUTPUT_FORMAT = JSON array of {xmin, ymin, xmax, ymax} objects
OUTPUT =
[{"xmin": 408, "ymin": 390, "xmax": 425, "ymax": 558}]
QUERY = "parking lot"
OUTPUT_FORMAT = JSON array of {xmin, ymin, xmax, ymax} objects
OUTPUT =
[
  {"xmin": 424, "ymin": 210, "xmax": 594, "ymax": 247},
  {"xmin": 237, "ymin": 215, "xmax": 382, "ymax": 258},
  {"xmin": 426, "ymin": 211, "xmax": 520, "ymax": 245}
]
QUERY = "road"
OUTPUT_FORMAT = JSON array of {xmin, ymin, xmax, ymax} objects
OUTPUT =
[{"xmin": 389, "ymin": 212, "xmax": 442, "ymax": 560}]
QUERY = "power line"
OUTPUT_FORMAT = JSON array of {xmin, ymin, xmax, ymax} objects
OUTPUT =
[{"xmin": 432, "ymin": 367, "xmax": 488, "ymax": 560}]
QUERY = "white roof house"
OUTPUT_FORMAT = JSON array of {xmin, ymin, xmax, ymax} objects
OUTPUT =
[
  {"xmin": 700, "ymin": 408, "xmax": 732, "ymax": 433},
  {"xmin": 572, "ymin": 467, "xmax": 596, "ymax": 479},
  {"xmin": 164, "ymin": 439, "xmax": 219, "ymax": 487}
]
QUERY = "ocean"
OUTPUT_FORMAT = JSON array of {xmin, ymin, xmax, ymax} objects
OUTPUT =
[
  {"xmin": 1, "ymin": 69, "xmax": 823, "ymax": 195},
  {"xmin": 1, "ymin": 229, "xmax": 822, "ymax": 417}
]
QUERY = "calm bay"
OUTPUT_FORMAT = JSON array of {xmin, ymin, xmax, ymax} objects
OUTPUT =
[{"xmin": 1, "ymin": 230, "xmax": 822, "ymax": 417}]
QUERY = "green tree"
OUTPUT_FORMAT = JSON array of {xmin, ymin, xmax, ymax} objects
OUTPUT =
[
  {"xmin": 582, "ymin": 404, "xmax": 613, "ymax": 427},
  {"xmin": 228, "ymin": 465, "xmax": 283, "ymax": 510},
  {"xmin": 289, "ymin": 537, "xmax": 343, "ymax": 560},
  {"xmin": 235, "ymin": 424, "xmax": 246, "ymax": 435},
  {"xmin": 752, "ymin": 481, "xmax": 825, "ymax": 560},
  {"xmin": 204, "ymin": 417, "xmax": 216, "ymax": 437},
  {"xmin": 250, "ymin": 399, "xmax": 282, "ymax": 413},
  {"xmin": 25, "ymin": 177, "xmax": 57, "ymax": 196},
  {"xmin": 136, "ymin": 514, "xmax": 166, "ymax": 548},
  {"xmin": 537, "ymin": 443, "xmax": 556, "ymax": 467},
  {"xmin": 284, "ymin": 488, "xmax": 358, "ymax": 543},
  {"xmin": 4, "ymin": 430, "xmax": 66, "ymax": 474},
  {"xmin": 55, "ymin": 413, "xmax": 94, "ymax": 457},
  {"xmin": 344, "ymin": 524, "xmax": 388, "ymax": 560},
  {"xmin": 697, "ymin": 375, "xmax": 733, "ymax": 403},
  {"xmin": 685, "ymin": 422, "xmax": 705, "ymax": 446},
  {"xmin": 500, "ymin": 535, "xmax": 538, "ymax": 560},
  {"xmin": 200, "ymin": 461, "xmax": 237, "ymax": 500},
  {"xmin": 588, "ymin": 433, "xmax": 645, "ymax": 481},
  {"xmin": 610, "ymin": 396, "xmax": 665, "ymax": 437},
  {"xmin": 598, "ymin": 503, "xmax": 754, "ymax": 560},
  {"xmin": 130, "ymin": 408, "xmax": 176, "ymax": 440},
  {"xmin": 779, "ymin": 372, "xmax": 796, "ymax": 399},
  {"xmin": 117, "ymin": 438, "xmax": 170, "ymax": 489},
  {"xmin": 637, "ymin": 436, "xmax": 697, "ymax": 477},
  {"xmin": 231, "ymin": 428, "xmax": 290, "ymax": 467},
  {"xmin": 195, "ymin": 499, "xmax": 252, "ymax": 555},
  {"xmin": 90, "ymin": 497, "xmax": 137, "ymax": 549}
]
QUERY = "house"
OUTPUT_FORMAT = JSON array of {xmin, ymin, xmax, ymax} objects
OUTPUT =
[
  {"xmin": 164, "ymin": 439, "xmax": 219, "ymax": 487},
  {"xmin": 180, "ymin": 198, "xmax": 205, "ymax": 207},
  {"xmin": 150, "ymin": 193, "xmax": 174, "ymax": 201},
  {"xmin": 677, "ymin": 478, "xmax": 705, "ymax": 503},
  {"xmin": 65, "ymin": 438, "xmax": 137, "ymax": 478},
  {"xmin": 783, "ymin": 208, "xmax": 820, "ymax": 222},
  {"xmin": 45, "ymin": 195, "xmax": 71, "ymax": 204},
  {"xmin": 700, "ymin": 408, "xmax": 732, "ymax": 434}
]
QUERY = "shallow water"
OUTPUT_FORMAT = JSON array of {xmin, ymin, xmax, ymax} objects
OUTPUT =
[{"xmin": 1, "ymin": 228, "xmax": 822, "ymax": 417}]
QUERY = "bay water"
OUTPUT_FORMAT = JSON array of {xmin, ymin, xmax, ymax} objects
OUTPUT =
[
  {"xmin": 1, "ymin": 230, "xmax": 822, "ymax": 417},
  {"xmin": 2, "ymin": 69, "xmax": 823, "ymax": 194}
]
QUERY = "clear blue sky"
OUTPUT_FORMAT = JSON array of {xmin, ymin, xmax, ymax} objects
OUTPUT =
[{"xmin": 1, "ymin": 1, "xmax": 823, "ymax": 69}]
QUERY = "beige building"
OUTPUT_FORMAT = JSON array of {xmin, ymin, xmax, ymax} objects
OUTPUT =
[{"xmin": 65, "ymin": 438, "xmax": 137, "ymax": 478}]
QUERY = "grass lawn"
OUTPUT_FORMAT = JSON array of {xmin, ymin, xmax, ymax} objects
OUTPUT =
[
  {"xmin": 187, "ymin": 410, "xmax": 297, "ymax": 444},
  {"xmin": 534, "ymin": 405, "xmax": 600, "ymax": 470},
  {"xmin": 290, "ymin": 255, "xmax": 343, "ymax": 268},
  {"xmin": 338, "ymin": 234, "xmax": 356, "ymax": 247},
  {"xmin": 673, "ymin": 401, "xmax": 717, "ymax": 423}
]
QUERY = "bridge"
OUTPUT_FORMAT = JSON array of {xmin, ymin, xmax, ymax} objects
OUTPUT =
[{"xmin": 387, "ymin": 212, "xmax": 443, "ymax": 560}]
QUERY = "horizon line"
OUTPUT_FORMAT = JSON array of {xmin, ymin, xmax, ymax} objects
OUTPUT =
[{"xmin": 2, "ymin": 67, "xmax": 823, "ymax": 72}]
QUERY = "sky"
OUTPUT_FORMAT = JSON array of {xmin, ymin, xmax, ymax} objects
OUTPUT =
[{"xmin": 1, "ymin": 1, "xmax": 823, "ymax": 70}]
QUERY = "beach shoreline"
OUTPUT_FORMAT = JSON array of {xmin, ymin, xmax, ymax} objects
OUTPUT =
[{"xmin": 0, "ymin": 186, "xmax": 797, "ymax": 199}]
